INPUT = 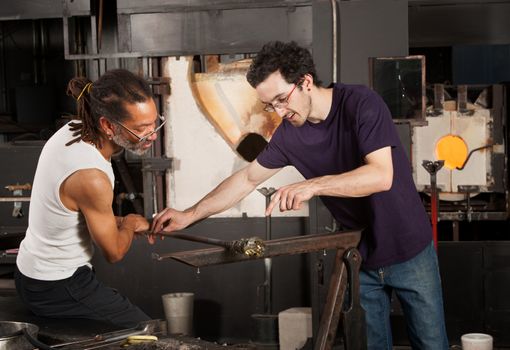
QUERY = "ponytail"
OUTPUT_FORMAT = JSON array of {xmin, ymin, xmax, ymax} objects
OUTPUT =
[{"xmin": 66, "ymin": 77, "xmax": 102, "ymax": 147}]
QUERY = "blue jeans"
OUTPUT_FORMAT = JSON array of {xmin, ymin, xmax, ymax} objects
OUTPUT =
[{"xmin": 359, "ymin": 242, "xmax": 449, "ymax": 350}]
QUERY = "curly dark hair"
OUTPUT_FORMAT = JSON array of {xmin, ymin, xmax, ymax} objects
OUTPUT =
[
  {"xmin": 246, "ymin": 41, "xmax": 322, "ymax": 88},
  {"xmin": 66, "ymin": 69, "xmax": 153, "ymax": 147}
]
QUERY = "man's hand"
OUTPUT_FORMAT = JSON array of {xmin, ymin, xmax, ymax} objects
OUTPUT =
[
  {"xmin": 151, "ymin": 208, "xmax": 193, "ymax": 234},
  {"xmin": 120, "ymin": 214, "xmax": 157, "ymax": 244},
  {"xmin": 122, "ymin": 214, "xmax": 150, "ymax": 232},
  {"xmin": 266, "ymin": 180, "xmax": 316, "ymax": 215}
]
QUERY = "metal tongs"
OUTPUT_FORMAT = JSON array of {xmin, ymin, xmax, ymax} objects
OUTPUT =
[{"xmin": 26, "ymin": 319, "xmax": 161, "ymax": 350}]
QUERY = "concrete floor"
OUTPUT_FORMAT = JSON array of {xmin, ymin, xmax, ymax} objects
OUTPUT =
[
  {"xmin": 394, "ymin": 347, "xmax": 509, "ymax": 350},
  {"xmin": 2, "ymin": 292, "xmax": 507, "ymax": 350}
]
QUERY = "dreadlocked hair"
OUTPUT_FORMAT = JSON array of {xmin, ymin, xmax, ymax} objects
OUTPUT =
[{"xmin": 66, "ymin": 69, "xmax": 153, "ymax": 147}]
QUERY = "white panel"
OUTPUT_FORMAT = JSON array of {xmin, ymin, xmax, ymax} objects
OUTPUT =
[{"xmin": 162, "ymin": 57, "xmax": 307, "ymax": 218}]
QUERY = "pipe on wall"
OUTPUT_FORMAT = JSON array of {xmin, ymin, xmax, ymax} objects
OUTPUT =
[{"xmin": 330, "ymin": 0, "xmax": 337, "ymax": 83}]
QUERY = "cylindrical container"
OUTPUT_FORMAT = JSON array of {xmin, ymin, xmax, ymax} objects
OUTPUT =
[
  {"xmin": 461, "ymin": 333, "xmax": 493, "ymax": 350},
  {"xmin": 250, "ymin": 314, "xmax": 279, "ymax": 346},
  {"xmin": 161, "ymin": 292, "xmax": 194, "ymax": 335}
]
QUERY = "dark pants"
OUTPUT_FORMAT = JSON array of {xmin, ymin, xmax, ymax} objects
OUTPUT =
[{"xmin": 15, "ymin": 265, "xmax": 150, "ymax": 328}]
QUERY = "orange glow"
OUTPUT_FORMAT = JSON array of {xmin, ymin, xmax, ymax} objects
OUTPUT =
[{"xmin": 435, "ymin": 135, "xmax": 468, "ymax": 170}]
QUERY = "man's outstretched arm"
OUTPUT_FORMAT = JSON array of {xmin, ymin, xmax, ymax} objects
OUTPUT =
[{"xmin": 151, "ymin": 160, "xmax": 281, "ymax": 233}]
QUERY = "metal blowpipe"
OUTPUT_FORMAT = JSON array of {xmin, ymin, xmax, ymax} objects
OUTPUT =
[{"xmin": 148, "ymin": 231, "xmax": 266, "ymax": 259}]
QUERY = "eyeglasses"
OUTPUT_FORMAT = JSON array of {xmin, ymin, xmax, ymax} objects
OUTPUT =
[
  {"xmin": 110, "ymin": 115, "xmax": 166, "ymax": 143},
  {"xmin": 263, "ymin": 80, "xmax": 303, "ymax": 113}
]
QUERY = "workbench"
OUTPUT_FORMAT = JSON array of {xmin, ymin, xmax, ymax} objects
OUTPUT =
[{"xmin": 0, "ymin": 295, "xmax": 241, "ymax": 349}]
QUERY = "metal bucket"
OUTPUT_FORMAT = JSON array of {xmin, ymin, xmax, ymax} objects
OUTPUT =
[{"xmin": 0, "ymin": 321, "xmax": 39, "ymax": 350}]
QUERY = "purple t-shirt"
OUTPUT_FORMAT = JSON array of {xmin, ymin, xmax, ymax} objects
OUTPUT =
[{"xmin": 257, "ymin": 83, "xmax": 432, "ymax": 269}]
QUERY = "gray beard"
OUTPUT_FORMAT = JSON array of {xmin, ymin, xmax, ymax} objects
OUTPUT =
[{"xmin": 111, "ymin": 133, "xmax": 150, "ymax": 156}]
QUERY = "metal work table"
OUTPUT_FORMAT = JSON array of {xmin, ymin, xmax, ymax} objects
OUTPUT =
[
  {"xmin": 153, "ymin": 230, "xmax": 366, "ymax": 350},
  {"xmin": 0, "ymin": 295, "xmax": 119, "ymax": 343},
  {"xmin": 0, "ymin": 230, "xmax": 365, "ymax": 350},
  {"xmin": 0, "ymin": 296, "xmax": 235, "ymax": 349}
]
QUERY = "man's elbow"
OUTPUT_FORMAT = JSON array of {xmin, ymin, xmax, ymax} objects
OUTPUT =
[
  {"xmin": 380, "ymin": 179, "xmax": 392, "ymax": 192},
  {"xmin": 103, "ymin": 251, "xmax": 125, "ymax": 264},
  {"xmin": 106, "ymin": 257, "xmax": 121, "ymax": 264},
  {"xmin": 375, "ymin": 169, "xmax": 393, "ymax": 192},
  {"xmin": 379, "ymin": 173, "xmax": 393, "ymax": 192}
]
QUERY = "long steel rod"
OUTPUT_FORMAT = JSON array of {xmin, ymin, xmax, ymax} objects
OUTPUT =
[
  {"xmin": 0, "ymin": 197, "xmax": 31, "ymax": 202},
  {"xmin": 151, "ymin": 231, "xmax": 234, "ymax": 248},
  {"xmin": 264, "ymin": 210, "xmax": 272, "ymax": 314},
  {"xmin": 258, "ymin": 187, "xmax": 276, "ymax": 315},
  {"xmin": 152, "ymin": 230, "xmax": 361, "ymax": 267},
  {"xmin": 151, "ymin": 231, "xmax": 265, "ymax": 257}
]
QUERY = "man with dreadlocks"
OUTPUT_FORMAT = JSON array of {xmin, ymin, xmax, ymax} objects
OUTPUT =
[{"xmin": 15, "ymin": 69, "xmax": 162, "ymax": 328}]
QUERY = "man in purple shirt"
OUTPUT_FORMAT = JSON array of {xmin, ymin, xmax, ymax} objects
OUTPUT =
[{"xmin": 152, "ymin": 41, "xmax": 448, "ymax": 349}]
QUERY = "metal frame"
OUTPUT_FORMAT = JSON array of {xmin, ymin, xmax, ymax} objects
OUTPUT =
[
  {"xmin": 62, "ymin": 0, "xmax": 313, "ymax": 60},
  {"xmin": 141, "ymin": 156, "xmax": 172, "ymax": 219},
  {"xmin": 418, "ymin": 84, "xmax": 509, "ymax": 222},
  {"xmin": 154, "ymin": 230, "xmax": 366, "ymax": 350},
  {"xmin": 368, "ymin": 55, "xmax": 427, "ymax": 125}
]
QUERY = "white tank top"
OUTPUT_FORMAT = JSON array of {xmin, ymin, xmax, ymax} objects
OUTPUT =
[{"xmin": 17, "ymin": 122, "xmax": 115, "ymax": 280}]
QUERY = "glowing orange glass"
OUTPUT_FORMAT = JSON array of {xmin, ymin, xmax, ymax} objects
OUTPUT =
[{"xmin": 435, "ymin": 134, "xmax": 468, "ymax": 169}]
